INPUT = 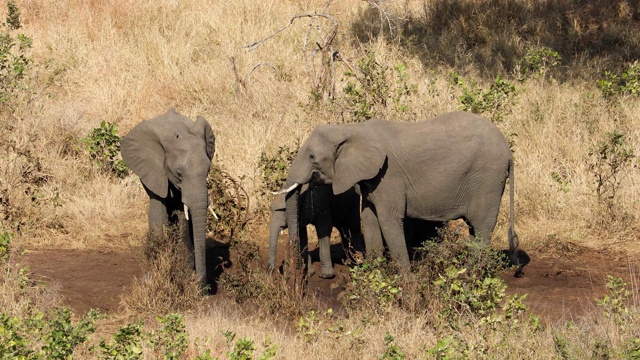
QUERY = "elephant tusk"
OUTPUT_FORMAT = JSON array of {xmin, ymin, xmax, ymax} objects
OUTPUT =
[
  {"xmin": 184, "ymin": 204, "xmax": 189, "ymax": 221},
  {"xmin": 208, "ymin": 205, "xmax": 219, "ymax": 220},
  {"xmin": 271, "ymin": 182, "xmax": 300, "ymax": 195}
]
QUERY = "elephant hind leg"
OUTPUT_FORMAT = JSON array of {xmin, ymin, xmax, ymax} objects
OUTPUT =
[{"xmin": 465, "ymin": 196, "xmax": 501, "ymax": 245}]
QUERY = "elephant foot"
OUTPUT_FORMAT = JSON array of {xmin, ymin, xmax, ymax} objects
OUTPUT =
[{"xmin": 318, "ymin": 269, "xmax": 335, "ymax": 279}]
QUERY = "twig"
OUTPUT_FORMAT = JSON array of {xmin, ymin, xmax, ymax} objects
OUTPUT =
[{"xmin": 244, "ymin": 13, "xmax": 339, "ymax": 52}]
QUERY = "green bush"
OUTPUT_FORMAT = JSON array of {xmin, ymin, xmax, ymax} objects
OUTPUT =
[
  {"xmin": 517, "ymin": 46, "xmax": 561, "ymax": 80},
  {"xmin": 341, "ymin": 51, "xmax": 416, "ymax": 122},
  {"xmin": 341, "ymin": 257, "xmax": 401, "ymax": 314},
  {"xmin": 587, "ymin": 129, "xmax": 636, "ymax": 226},
  {"xmin": 597, "ymin": 61, "xmax": 640, "ymax": 98},
  {"xmin": 449, "ymin": 72, "xmax": 515, "ymax": 123},
  {"xmin": 0, "ymin": 0, "xmax": 31, "ymax": 109},
  {"xmin": 258, "ymin": 144, "xmax": 298, "ymax": 196},
  {"xmin": 82, "ymin": 120, "xmax": 128, "ymax": 178}
]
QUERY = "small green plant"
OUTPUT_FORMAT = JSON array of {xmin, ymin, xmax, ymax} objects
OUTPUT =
[
  {"xmin": 597, "ymin": 61, "xmax": 640, "ymax": 98},
  {"xmin": 597, "ymin": 276, "xmax": 633, "ymax": 325},
  {"xmin": 82, "ymin": 120, "xmax": 128, "ymax": 178},
  {"xmin": 551, "ymin": 171, "xmax": 572, "ymax": 193},
  {"xmin": 99, "ymin": 321, "xmax": 144, "ymax": 359},
  {"xmin": 587, "ymin": 130, "xmax": 636, "ymax": 225},
  {"xmin": 0, "ymin": 307, "xmax": 100, "ymax": 359},
  {"xmin": 341, "ymin": 51, "xmax": 416, "ymax": 122},
  {"xmin": 342, "ymin": 257, "xmax": 401, "ymax": 313},
  {"xmin": 148, "ymin": 314, "xmax": 189, "ymax": 360},
  {"xmin": 449, "ymin": 72, "xmax": 515, "ymax": 123},
  {"xmin": 518, "ymin": 46, "xmax": 561, "ymax": 79},
  {"xmin": 0, "ymin": 1, "xmax": 32, "ymax": 109},
  {"xmin": 207, "ymin": 164, "xmax": 249, "ymax": 242},
  {"xmin": 381, "ymin": 332, "xmax": 405, "ymax": 360},
  {"xmin": 220, "ymin": 331, "xmax": 277, "ymax": 360},
  {"xmin": 258, "ymin": 144, "xmax": 298, "ymax": 196}
]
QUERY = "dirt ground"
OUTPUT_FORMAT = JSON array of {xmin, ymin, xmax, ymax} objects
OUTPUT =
[{"xmin": 21, "ymin": 237, "xmax": 638, "ymax": 325}]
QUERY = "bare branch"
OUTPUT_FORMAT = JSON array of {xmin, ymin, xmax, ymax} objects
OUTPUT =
[{"xmin": 244, "ymin": 13, "xmax": 339, "ymax": 52}]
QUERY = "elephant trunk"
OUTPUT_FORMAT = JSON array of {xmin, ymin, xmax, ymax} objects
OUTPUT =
[
  {"xmin": 285, "ymin": 186, "xmax": 302, "ymax": 269},
  {"xmin": 267, "ymin": 215, "xmax": 285, "ymax": 273},
  {"xmin": 183, "ymin": 181, "xmax": 209, "ymax": 286}
]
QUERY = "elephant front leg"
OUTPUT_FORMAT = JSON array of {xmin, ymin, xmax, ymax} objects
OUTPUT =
[
  {"xmin": 376, "ymin": 207, "xmax": 411, "ymax": 270},
  {"xmin": 314, "ymin": 217, "xmax": 335, "ymax": 279},
  {"xmin": 361, "ymin": 200, "xmax": 384, "ymax": 260}
]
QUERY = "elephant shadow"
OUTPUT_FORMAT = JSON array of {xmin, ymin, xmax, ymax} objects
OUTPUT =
[{"xmin": 205, "ymin": 237, "xmax": 231, "ymax": 295}]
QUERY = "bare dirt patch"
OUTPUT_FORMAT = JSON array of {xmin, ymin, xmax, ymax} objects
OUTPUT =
[{"xmin": 21, "ymin": 240, "xmax": 638, "ymax": 325}]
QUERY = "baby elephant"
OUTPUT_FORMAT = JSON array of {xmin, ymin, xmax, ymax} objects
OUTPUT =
[{"xmin": 267, "ymin": 184, "xmax": 362, "ymax": 279}]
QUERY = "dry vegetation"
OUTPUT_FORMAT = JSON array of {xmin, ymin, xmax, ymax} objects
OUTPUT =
[{"xmin": 1, "ymin": 0, "xmax": 640, "ymax": 358}]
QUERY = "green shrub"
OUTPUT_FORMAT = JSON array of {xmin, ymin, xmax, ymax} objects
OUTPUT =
[
  {"xmin": 341, "ymin": 257, "xmax": 401, "ymax": 314},
  {"xmin": 207, "ymin": 164, "xmax": 250, "ymax": 243},
  {"xmin": 258, "ymin": 144, "xmax": 298, "ymax": 196},
  {"xmin": 597, "ymin": 61, "xmax": 640, "ymax": 98},
  {"xmin": 517, "ymin": 46, "xmax": 561, "ymax": 80},
  {"xmin": 99, "ymin": 314, "xmax": 189, "ymax": 359},
  {"xmin": 341, "ymin": 51, "xmax": 416, "ymax": 122},
  {"xmin": 381, "ymin": 332, "xmax": 405, "ymax": 360},
  {"xmin": 449, "ymin": 72, "xmax": 515, "ymax": 123},
  {"xmin": 587, "ymin": 129, "xmax": 636, "ymax": 226},
  {"xmin": 0, "ymin": 1, "xmax": 31, "ymax": 110},
  {"xmin": 82, "ymin": 120, "xmax": 128, "ymax": 178}
]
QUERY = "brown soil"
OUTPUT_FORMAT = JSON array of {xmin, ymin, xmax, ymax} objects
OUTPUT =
[{"xmin": 21, "ymin": 238, "xmax": 638, "ymax": 325}]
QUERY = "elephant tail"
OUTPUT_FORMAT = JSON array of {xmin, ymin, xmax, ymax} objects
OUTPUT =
[{"xmin": 508, "ymin": 156, "xmax": 524, "ymax": 277}]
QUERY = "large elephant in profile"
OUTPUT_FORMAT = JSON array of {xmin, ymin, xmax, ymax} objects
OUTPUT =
[
  {"xmin": 267, "ymin": 184, "xmax": 362, "ymax": 279},
  {"xmin": 281, "ymin": 111, "xmax": 522, "ymax": 276},
  {"xmin": 121, "ymin": 107, "xmax": 216, "ymax": 284}
]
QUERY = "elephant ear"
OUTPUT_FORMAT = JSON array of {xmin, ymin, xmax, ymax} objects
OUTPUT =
[
  {"xmin": 121, "ymin": 117, "xmax": 168, "ymax": 198},
  {"xmin": 332, "ymin": 124, "xmax": 386, "ymax": 195},
  {"xmin": 194, "ymin": 116, "xmax": 215, "ymax": 161}
]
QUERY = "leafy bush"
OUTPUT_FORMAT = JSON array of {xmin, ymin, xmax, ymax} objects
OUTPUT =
[
  {"xmin": 597, "ymin": 61, "xmax": 640, "ymax": 98},
  {"xmin": 0, "ymin": 0, "xmax": 31, "ymax": 110},
  {"xmin": 341, "ymin": 257, "xmax": 401, "ymax": 314},
  {"xmin": 517, "ymin": 46, "xmax": 561, "ymax": 80},
  {"xmin": 258, "ymin": 144, "xmax": 298, "ymax": 197},
  {"xmin": 207, "ymin": 164, "xmax": 250, "ymax": 242},
  {"xmin": 449, "ymin": 72, "xmax": 515, "ymax": 123},
  {"xmin": 216, "ymin": 331, "xmax": 277, "ymax": 360},
  {"xmin": 587, "ymin": 129, "xmax": 636, "ymax": 226},
  {"xmin": 99, "ymin": 314, "xmax": 189, "ymax": 359},
  {"xmin": 0, "ymin": 307, "xmax": 101, "ymax": 359},
  {"xmin": 82, "ymin": 120, "xmax": 128, "ymax": 178},
  {"xmin": 340, "ymin": 51, "xmax": 416, "ymax": 122}
]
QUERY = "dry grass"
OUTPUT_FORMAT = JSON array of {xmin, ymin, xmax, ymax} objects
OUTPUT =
[{"xmin": 1, "ymin": 0, "xmax": 640, "ymax": 358}]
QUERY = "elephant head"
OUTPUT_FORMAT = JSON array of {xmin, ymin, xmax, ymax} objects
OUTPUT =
[
  {"xmin": 284, "ymin": 123, "xmax": 386, "ymax": 195},
  {"xmin": 283, "ymin": 122, "xmax": 386, "ymax": 272},
  {"xmin": 121, "ymin": 107, "xmax": 215, "ymax": 284}
]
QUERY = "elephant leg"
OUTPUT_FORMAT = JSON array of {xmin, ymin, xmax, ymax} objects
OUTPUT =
[
  {"xmin": 314, "ymin": 217, "xmax": 335, "ymax": 279},
  {"xmin": 376, "ymin": 207, "xmax": 410, "ymax": 269},
  {"xmin": 361, "ymin": 200, "xmax": 384, "ymax": 260},
  {"xmin": 146, "ymin": 189, "xmax": 168, "ymax": 239},
  {"xmin": 466, "ymin": 196, "xmax": 501, "ymax": 245},
  {"xmin": 300, "ymin": 225, "xmax": 315, "ymax": 278}
]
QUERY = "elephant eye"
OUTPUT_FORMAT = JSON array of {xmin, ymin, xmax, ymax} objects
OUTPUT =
[{"xmin": 309, "ymin": 153, "xmax": 315, "ymax": 160}]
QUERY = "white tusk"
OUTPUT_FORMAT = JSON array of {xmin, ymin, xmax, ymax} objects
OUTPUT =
[
  {"xmin": 208, "ymin": 205, "xmax": 219, "ymax": 220},
  {"xmin": 271, "ymin": 182, "xmax": 300, "ymax": 195},
  {"xmin": 184, "ymin": 204, "xmax": 190, "ymax": 221}
]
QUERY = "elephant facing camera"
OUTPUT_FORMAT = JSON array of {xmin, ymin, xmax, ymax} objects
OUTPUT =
[{"xmin": 121, "ymin": 107, "xmax": 215, "ymax": 286}]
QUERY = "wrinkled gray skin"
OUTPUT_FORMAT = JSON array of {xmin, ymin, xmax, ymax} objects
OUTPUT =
[
  {"xmin": 121, "ymin": 108, "xmax": 215, "ymax": 285},
  {"xmin": 284, "ymin": 111, "xmax": 521, "ymax": 276},
  {"xmin": 268, "ymin": 184, "xmax": 362, "ymax": 279}
]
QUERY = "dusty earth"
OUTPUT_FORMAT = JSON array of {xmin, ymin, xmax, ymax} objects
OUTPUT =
[{"xmin": 21, "ymin": 236, "xmax": 638, "ymax": 325}]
